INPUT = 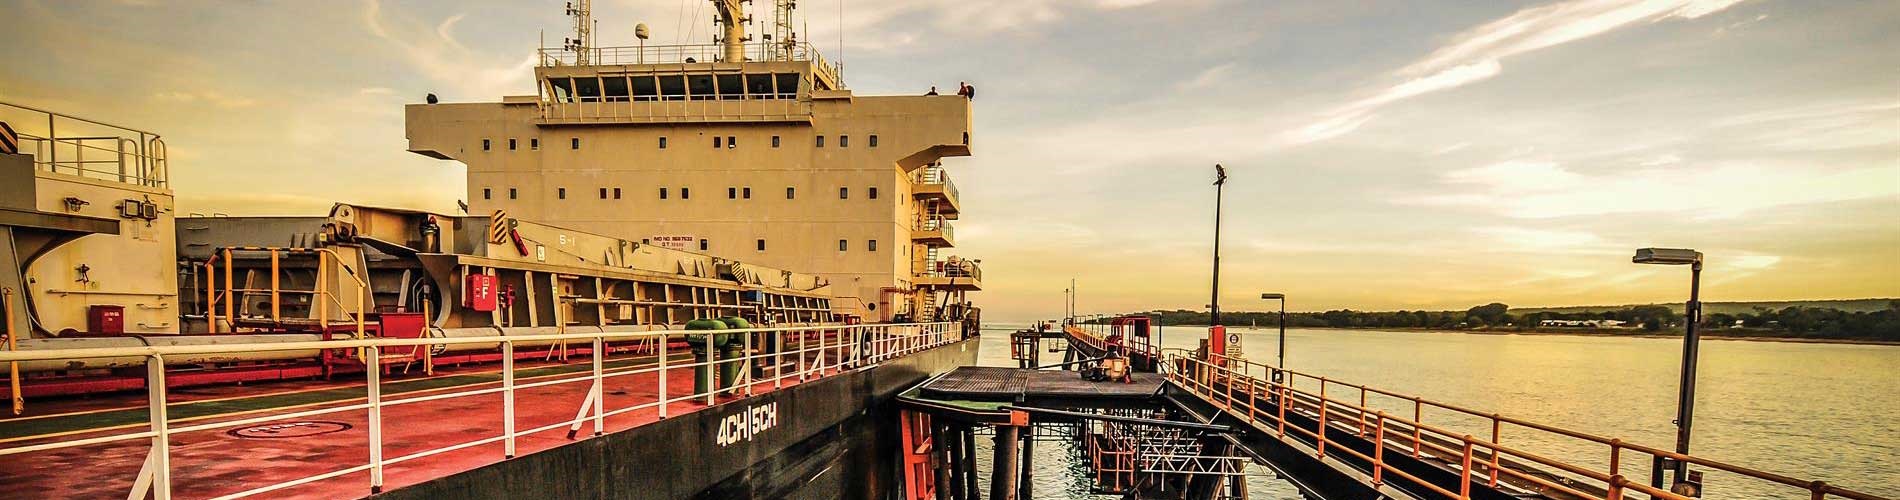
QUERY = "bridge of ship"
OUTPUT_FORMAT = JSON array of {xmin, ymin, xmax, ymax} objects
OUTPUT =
[{"xmin": 895, "ymin": 323, "xmax": 1887, "ymax": 500}]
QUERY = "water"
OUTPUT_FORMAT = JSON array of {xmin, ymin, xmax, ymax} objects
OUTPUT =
[{"xmin": 968, "ymin": 324, "xmax": 1900, "ymax": 499}]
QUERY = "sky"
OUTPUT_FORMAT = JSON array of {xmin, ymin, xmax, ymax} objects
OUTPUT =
[{"xmin": 1, "ymin": 0, "xmax": 1895, "ymax": 322}]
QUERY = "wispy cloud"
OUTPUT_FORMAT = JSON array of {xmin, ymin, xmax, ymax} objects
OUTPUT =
[
  {"xmin": 1406, "ymin": 160, "xmax": 1900, "ymax": 219},
  {"xmin": 361, "ymin": 0, "xmax": 536, "ymax": 100},
  {"xmin": 1280, "ymin": 0, "xmax": 1747, "ymax": 146}
]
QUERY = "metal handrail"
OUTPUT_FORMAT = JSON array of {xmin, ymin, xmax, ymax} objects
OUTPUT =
[
  {"xmin": 204, "ymin": 247, "xmax": 368, "ymax": 340},
  {"xmin": 537, "ymin": 41, "xmax": 843, "ymax": 85},
  {"xmin": 0, "ymin": 101, "xmax": 168, "ymax": 188},
  {"xmin": 914, "ymin": 166, "xmax": 959, "ymax": 203},
  {"xmin": 1157, "ymin": 351, "xmax": 1887, "ymax": 500},
  {"xmin": 0, "ymin": 321, "xmax": 961, "ymax": 499}
]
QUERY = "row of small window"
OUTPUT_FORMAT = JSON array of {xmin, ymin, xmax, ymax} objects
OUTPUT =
[
  {"xmin": 639, "ymin": 238, "xmax": 880, "ymax": 253},
  {"xmin": 546, "ymin": 73, "xmax": 805, "ymax": 103},
  {"xmin": 482, "ymin": 135, "xmax": 876, "ymax": 151},
  {"xmin": 483, "ymin": 186, "xmax": 881, "ymax": 200}
]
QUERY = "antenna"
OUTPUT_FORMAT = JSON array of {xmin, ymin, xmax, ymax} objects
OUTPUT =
[
  {"xmin": 564, "ymin": 0, "xmax": 593, "ymax": 64},
  {"xmin": 710, "ymin": 0, "xmax": 747, "ymax": 63},
  {"xmin": 771, "ymin": 0, "xmax": 796, "ymax": 60}
]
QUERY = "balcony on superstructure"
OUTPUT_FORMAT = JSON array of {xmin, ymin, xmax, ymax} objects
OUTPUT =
[
  {"xmin": 913, "ymin": 215, "xmax": 954, "ymax": 247},
  {"xmin": 911, "ymin": 164, "xmax": 960, "ymax": 218},
  {"xmin": 533, "ymin": 41, "xmax": 845, "ymax": 125},
  {"xmin": 915, "ymin": 256, "xmax": 981, "ymax": 291}
]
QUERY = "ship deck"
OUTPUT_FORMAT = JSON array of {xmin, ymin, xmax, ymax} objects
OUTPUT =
[{"xmin": 0, "ymin": 348, "xmax": 855, "ymax": 499}]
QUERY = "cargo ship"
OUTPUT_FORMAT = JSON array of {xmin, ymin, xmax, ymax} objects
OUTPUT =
[{"xmin": 0, "ymin": 0, "xmax": 981, "ymax": 498}]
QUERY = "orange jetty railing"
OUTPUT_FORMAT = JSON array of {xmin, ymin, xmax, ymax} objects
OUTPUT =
[{"xmin": 1160, "ymin": 350, "xmax": 1887, "ymax": 500}]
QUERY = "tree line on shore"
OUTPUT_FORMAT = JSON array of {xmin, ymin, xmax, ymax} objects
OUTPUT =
[{"xmin": 1112, "ymin": 301, "xmax": 1900, "ymax": 341}]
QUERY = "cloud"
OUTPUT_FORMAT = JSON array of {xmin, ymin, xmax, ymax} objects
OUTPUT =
[
  {"xmin": 1442, "ymin": 160, "xmax": 1585, "ymax": 192},
  {"xmin": 1406, "ymin": 160, "xmax": 1900, "ymax": 219},
  {"xmin": 361, "ymin": 0, "xmax": 536, "ymax": 100},
  {"xmin": 1281, "ymin": 0, "xmax": 1747, "ymax": 146},
  {"xmin": 153, "ymin": 90, "xmax": 257, "ymax": 109}
]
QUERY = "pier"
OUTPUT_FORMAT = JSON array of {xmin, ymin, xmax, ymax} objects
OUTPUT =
[{"xmin": 891, "ymin": 321, "xmax": 1888, "ymax": 500}]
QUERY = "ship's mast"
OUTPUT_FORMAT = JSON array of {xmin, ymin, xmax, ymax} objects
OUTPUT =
[
  {"xmin": 711, "ymin": 0, "xmax": 748, "ymax": 62},
  {"xmin": 772, "ymin": 0, "xmax": 797, "ymax": 60},
  {"xmin": 564, "ymin": 0, "xmax": 593, "ymax": 64}
]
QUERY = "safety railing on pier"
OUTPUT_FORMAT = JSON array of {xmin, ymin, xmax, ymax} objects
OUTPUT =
[
  {"xmin": 0, "ymin": 321, "xmax": 960, "ymax": 499},
  {"xmin": 1159, "ymin": 351, "xmax": 1885, "ymax": 500},
  {"xmin": 0, "ymin": 101, "xmax": 168, "ymax": 188}
]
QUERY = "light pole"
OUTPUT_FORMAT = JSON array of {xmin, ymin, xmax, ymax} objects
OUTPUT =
[
  {"xmin": 1209, "ymin": 165, "xmax": 1227, "ymax": 327},
  {"xmin": 1632, "ymin": 247, "xmax": 1703, "ymax": 493},
  {"xmin": 1063, "ymin": 287, "xmax": 1072, "ymax": 325},
  {"xmin": 1261, "ymin": 293, "xmax": 1286, "ymax": 379}
]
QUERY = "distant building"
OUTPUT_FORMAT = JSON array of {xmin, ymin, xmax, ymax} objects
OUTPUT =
[{"xmin": 1539, "ymin": 319, "xmax": 1627, "ymax": 328}]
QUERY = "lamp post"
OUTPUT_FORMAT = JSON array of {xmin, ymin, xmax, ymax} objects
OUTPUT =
[
  {"xmin": 1209, "ymin": 165, "xmax": 1227, "ymax": 327},
  {"xmin": 1632, "ymin": 247, "xmax": 1703, "ymax": 493},
  {"xmin": 1261, "ymin": 293, "xmax": 1286, "ymax": 380}
]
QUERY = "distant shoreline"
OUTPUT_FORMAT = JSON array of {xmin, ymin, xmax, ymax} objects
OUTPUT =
[{"xmin": 1053, "ymin": 324, "xmax": 1900, "ymax": 346}]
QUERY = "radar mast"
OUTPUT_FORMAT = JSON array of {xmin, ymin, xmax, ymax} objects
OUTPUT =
[{"xmin": 563, "ymin": 0, "xmax": 593, "ymax": 64}]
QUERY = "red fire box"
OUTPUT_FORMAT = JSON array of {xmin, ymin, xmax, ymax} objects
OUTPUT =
[
  {"xmin": 464, "ymin": 274, "xmax": 498, "ymax": 312},
  {"xmin": 88, "ymin": 305, "xmax": 125, "ymax": 334}
]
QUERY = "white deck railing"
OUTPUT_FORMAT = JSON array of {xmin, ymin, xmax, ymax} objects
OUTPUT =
[{"xmin": 0, "ymin": 321, "xmax": 961, "ymax": 500}]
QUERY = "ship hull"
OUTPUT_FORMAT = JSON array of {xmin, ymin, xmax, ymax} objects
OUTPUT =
[{"xmin": 381, "ymin": 337, "xmax": 980, "ymax": 500}]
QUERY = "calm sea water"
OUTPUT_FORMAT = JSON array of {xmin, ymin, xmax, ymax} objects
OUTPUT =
[{"xmin": 967, "ymin": 324, "xmax": 1899, "ymax": 499}]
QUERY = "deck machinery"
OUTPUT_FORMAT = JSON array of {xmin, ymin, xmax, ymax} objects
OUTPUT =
[{"xmin": 0, "ymin": 101, "xmax": 865, "ymax": 402}]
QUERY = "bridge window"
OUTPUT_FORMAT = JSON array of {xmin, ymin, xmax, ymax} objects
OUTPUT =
[
  {"xmin": 509, "ymin": 188, "xmax": 517, "ymax": 200},
  {"xmin": 631, "ymin": 75, "xmax": 658, "ymax": 102},
  {"xmin": 558, "ymin": 188, "xmax": 567, "ymax": 199},
  {"xmin": 757, "ymin": 239, "xmax": 766, "ymax": 251},
  {"xmin": 772, "ymin": 135, "xmax": 780, "ymax": 148},
  {"xmin": 659, "ymin": 136, "xmax": 668, "ymax": 149},
  {"xmin": 839, "ymin": 187, "xmax": 848, "ymax": 199},
  {"xmin": 743, "ymin": 187, "xmax": 752, "ymax": 199},
  {"xmin": 717, "ymin": 74, "xmax": 743, "ymax": 100},
  {"xmin": 786, "ymin": 187, "xmax": 795, "ymax": 199},
  {"xmin": 776, "ymin": 74, "xmax": 800, "ymax": 98},
  {"xmin": 728, "ymin": 136, "xmax": 736, "ymax": 148},
  {"xmin": 603, "ymin": 76, "xmax": 630, "ymax": 102},
  {"xmin": 530, "ymin": 138, "xmax": 539, "ymax": 150},
  {"xmin": 599, "ymin": 187, "xmax": 608, "ymax": 199},
  {"xmin": 613, "ymin": 188, "xmax": 622, "ymax": 199},
  {"xmin": 549, "ymin": 78, "xmax": 574, "ymax": 103},
  {"xmin": 508, "ymin": 138, "xmax": 517, "ymax": 150},
  {"xmin": 869, "ymin": 187, "xmax": 878, "ymax": 199},
  {"xmin": 575, "ymin": 77, "xmax": 602, "ymax": 102},
  {"xmin": 869, "ymin": 135, "xmax": 878, "ymax": 147},
  {"xmin": 571, "ymin": 137, "xmax": 580, "ymax": 149},
  {"xmin": 840, "ymin": 135, "xmax": 849, "ymax": 148},
  {"xmin": 815, "ymin": 135, "xmax": 824, "ymax": 148},
  {"xmin": 839, "ymin": 239, "xmax": 848, "ymax": 251},
  {"xmin": 699, "ymin": 239, "xmax": 709, "ymax": 251},
  {"xmin": 681, "ymin": 187, "xmax": 690, "ymax": 199},
  {"xmin": 728, "ymin": 187, "xmax": 737, "ymax": 199},
  {"xmin": 660, "ymin": 187, "xmax": 668, "ymax": 199},
  {"xmin": 746, "ymin": 74, "xmax": 774, "ymax": 97},
  {"xmin": 658, "ymin": 75, "xmax": 686, "ymax": 101},
  {"xmin": 714, "ymin": 136, "xmax": 722, "ymax": 148},
  {"xmin": 482, "ymin": 139, "xmax": 491, "ymax": 151},
  {"xmin": 483, "ymin": 188, "xmax": 491, "ymax": 200},
  {"xmin": 869, "ymin": 239, "xmax": 878, "ymax": 251},
  {"xmin": 688, "ymin": 75, "xmax": 715, "ymax": 101}
]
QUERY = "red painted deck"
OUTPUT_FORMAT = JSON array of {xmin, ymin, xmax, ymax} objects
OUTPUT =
[{"xmin": 0, "ymin": 350, "xmax": 856, "ymax": 499}]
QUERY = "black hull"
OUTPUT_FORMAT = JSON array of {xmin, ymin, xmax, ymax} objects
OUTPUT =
[{"xmin": 383, "ymin": 337, "xmax": 980, "ymax": 500}]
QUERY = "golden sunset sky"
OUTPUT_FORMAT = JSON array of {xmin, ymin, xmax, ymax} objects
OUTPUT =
[{"xmin": 2, "ymin": 0, "xmax": 1895, "ymax": 321}]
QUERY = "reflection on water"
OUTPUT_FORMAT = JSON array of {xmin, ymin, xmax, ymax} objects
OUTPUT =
[{"xmin": 969, "ymin": 324, "xmax": 1899, "ymax": 499}]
